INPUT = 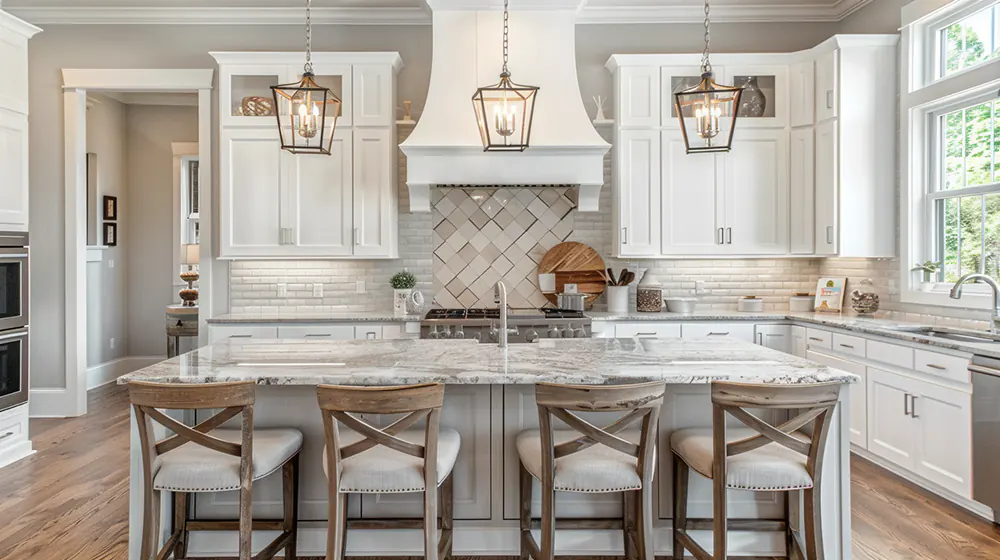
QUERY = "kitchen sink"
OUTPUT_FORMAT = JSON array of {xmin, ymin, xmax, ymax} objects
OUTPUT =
[{"xmin": 885, "ymin": 325, "xmax": 1000, "ymax": 344}]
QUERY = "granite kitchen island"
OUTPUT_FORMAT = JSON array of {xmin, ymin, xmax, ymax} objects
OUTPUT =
[{"xmin": 120, "ymin": 337, "xmax": 857, "ymax": 559}]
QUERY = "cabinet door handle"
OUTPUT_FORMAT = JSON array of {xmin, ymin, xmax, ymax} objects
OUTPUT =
[
  {"xmin": 0, "ymin": 431, "xmax": 14, "ymax": 441},
  {"xmin": 718, "ymin": 227, "xmax": 724, "ymax": 245},
  {"xmin": 911, "ymin": 396, "xmax": 919, "ymax": 418},
  {"xmin": 636, "ymin": 332, "xmax": 657, "ymax": 337},
  {"xmin": 726, "ymin": 227, "xmax": 732, "ymax": 245},
  {"xmin": 757, "ymin": 332, "xmax": 763, "ymax": 345},
  {"xmin": 839, "ymin": 343, "xmax": 855, "ymax": 349},
  {"xmin": 826, "ymin": 226, "xmax": 834, "ymax": 244},
  {"xmin": 622, "ymin": 227, "xmax": 628, "ymax": 245},
  {"xmin": 366, "ymin": 332, "xmax": 378, "ymax": 340},
  {"xmin": 808, "ymin": 336, "xmax": 824, "ymax": 342},
  {"xmin": 826, "ymin": 90, "xmax": 834, "ymax": 109},
  {"xmin": 229, "ymin": 334, "xmax": 252, "ymax": 338},
  {"xmin": 354, "ymin": 228, "xmax": 360, "ymax": 246},
  {"xmin": 925, "ymin": 363, "xmax": 947, "ymax": 371},
  {"xmin": 903, "ymin": 393, "xmax": 911, "ymax": 416},
  {"xmin": 305, "ymin": 333, "xmax": 332, "ymax": 337},
  {"xmin": 708, "ymin": 332, "xmax": 730, "ymax": 336}
]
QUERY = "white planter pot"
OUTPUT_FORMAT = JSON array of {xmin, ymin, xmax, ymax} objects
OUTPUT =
[{"xmin": 918, "ymin": 282, "xmax": 935, "ymax": 293}]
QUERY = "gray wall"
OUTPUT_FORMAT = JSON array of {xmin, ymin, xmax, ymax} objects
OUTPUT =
[
  {"xmin": 84, "ymin": 94, "xmax": 127, "ymax": 368},
  {"xmin": 840, "ymin": 0, "xmax": 907, "ymax": 33},
  {"xmin": 124, "ymin": 104, "xmax": 198, "ymax": 357}
]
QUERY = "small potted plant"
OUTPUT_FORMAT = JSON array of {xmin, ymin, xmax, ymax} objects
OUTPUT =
[
  {"xmin": 389, "ymin": 270, "xmax": 421, "ymax": 316},
  {"xmin": 912, "ymin": 261, "xmax": 941, "ymax": 292}
]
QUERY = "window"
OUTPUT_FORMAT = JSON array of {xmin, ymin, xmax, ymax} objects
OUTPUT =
[
  {"xmin": 930, "ymin": 98, "xmax": 1000, "ymax": 283},
  {"xmin": 940, "ymin": 3, "xmax": 1000, "ymax": 78},
  {"xmin": 181, "ymin": 157, "xmax": 200, "ymax": 245}
]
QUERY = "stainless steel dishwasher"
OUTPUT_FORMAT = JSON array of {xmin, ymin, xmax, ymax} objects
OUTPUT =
[{"xmin": 972, "ymin": 355, "xmax": 1000, "ymax": 524}]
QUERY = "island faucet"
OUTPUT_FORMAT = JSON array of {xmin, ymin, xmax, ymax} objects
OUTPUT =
[
  {"xmin": 493, "ymin": 281, "xmax": 517, "ymax": 347},
  {"xmin": 950, "ymin": 273, "xmax": 1000, "ymax": 334}
]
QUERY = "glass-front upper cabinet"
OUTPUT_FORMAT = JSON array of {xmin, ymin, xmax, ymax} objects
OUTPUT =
[
  {"xmin": 724, "ymin": 64, "xmax": 789, "ymax": 127},
  {"xmin": 220, "ymin": 62, "xmax": 352, "ymax": 127},
  {"xmin": 290, "ymin": 62, "xmax": 352, "ymax": 127},
  {"xmin": 661, "ymin": 66, "xmax": 713, "ymax": 128}
]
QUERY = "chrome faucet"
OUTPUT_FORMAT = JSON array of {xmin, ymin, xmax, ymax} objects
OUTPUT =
[
  {"xmin": 950, "ymin": 273, "xmax": 1000, "ymax": 334},
  {"xmin": 493, "ymin": 281, "xmax": 517, "ymax": 347}
]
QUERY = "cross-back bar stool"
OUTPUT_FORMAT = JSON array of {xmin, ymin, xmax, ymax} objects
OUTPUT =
[
  {"xmin": 671, "ymin": 381, "xmax": 841, "ymax": 560},
  {"xmin": 316, "ymin": 383, "xmax": 458, "ymax": 560},
  {"xmin": 128, "ymin": 380, "xmax": 303, "ymax": 560},
  {"xmin": 518, "ymin": 381, "xmax": 667, "ymax": 560}
]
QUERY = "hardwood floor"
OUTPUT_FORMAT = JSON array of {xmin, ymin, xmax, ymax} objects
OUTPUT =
[{"xmin": 0, "ymin": 384, "xmax": 998, "ymax": 559}]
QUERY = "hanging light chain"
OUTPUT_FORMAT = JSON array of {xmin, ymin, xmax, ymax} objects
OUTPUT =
[
  {"xmin": 701, "ymin": 0, "xmax": 712, "ymax": 73},
  {"xmin": 304, "ymin": 0, "xmax": 314, "ymax": 74},
  {"xmin": 501, "ymin": 0, "xmax": 510, "ymax": 76}
]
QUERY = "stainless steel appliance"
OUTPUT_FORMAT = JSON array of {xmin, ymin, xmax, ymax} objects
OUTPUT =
[
  {"xmin": 972, "ymin": 355, "xmax": 1000, "ymax": 523},
  {"xmin": 421, "ymin": 308, "xmax": 591, "ymax": 343},
  {"xmin": 0, "ymin": 327, "xmax": 28, "ymax": 412},
  {"xmin": 0, "ymin": 233, "xmax": 28, "ymax": 332}
]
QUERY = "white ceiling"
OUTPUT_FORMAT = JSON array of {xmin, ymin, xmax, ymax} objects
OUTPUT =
[{"xmin": 2, "ymin": 0, "xmax": 875, "ymax": 24}]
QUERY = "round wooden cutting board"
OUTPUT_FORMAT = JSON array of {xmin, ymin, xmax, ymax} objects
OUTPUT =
[{"xmin": 537, "ymin": 242, "xmax": 606, "ymax": 309}]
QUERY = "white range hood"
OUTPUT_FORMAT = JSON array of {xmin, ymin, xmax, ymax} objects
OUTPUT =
[{"xmin": 400, "ymin": 0, "xmax": 610, "ymax": 212}]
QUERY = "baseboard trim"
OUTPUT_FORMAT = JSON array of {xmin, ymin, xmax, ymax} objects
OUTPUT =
[
  {"xmin": 0, "ymin": 441, "xmax": 34, "ymax": 469},
  {"xmin": 86, "ymin": 356, "xmax": 163, "ymax": 390},
  {"xmin": 28, "ymin": 388, "xmax": 70, "ymax": 418},
  {"xmin": 851, "ymin": 447, "xmax": 995, "ymax": 521}
]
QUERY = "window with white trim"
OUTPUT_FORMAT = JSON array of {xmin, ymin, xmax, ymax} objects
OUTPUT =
[
  {"xmin": 181, "ymin": 156, "xmax": 200, "ymax": 245},
  {"xmin": 938, "ymin": 2, "xmax": 1000, "ymax": 79}
]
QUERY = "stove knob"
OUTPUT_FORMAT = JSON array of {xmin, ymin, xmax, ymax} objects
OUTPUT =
[
  {"xmin": 573, "ymin": 325, "xmax": 587, "ymax": 338},
  {"xmin": 560, "ymin": 324, "xmax": 574, "ymax": 338},
  {"xmin": 526, "ymin": 330, "xmax": 539, "ymax": 343},
  {"xmin": 547, "ymin": 325, "xmax": 560, "ymax": 339}
]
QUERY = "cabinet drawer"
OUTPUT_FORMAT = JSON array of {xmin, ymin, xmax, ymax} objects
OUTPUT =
[
  {"xmin": 209, "ymin": 326, "xmax": 278, "ymax": 343},
  {"xmin": 914, "ymin": 350, "xmax": 970, "ymax": 384},
  {"xmin": 614, "ymin": 323, "xmax": 681, "ymax": 338},
  {"xmin": 805, "ymin": 328, "xmax": 832, "ymax": 350},
  {"xmin": 832, "ymin": 333, "xmax": 866, "ymax": 358},
  {"xmin": 682, "ymin": 323, "xmax": 756, "ymax": 342},
  {"xmin": 277, "ymin": 325, "xmax": 355, "ymax": 340},
  {"xmin": 866, "ymin": 340, "xmax": 914, "ymax": 370},
  {"xmin": 0, "ymin": 405, "xmax": 29, "ymax": 453}
]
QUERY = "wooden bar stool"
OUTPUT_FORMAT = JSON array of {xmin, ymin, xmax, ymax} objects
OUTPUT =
[
  {"xmin": 670, "ymin": 381, "xmax": 841, "ymax": 560},
  {"xmin": 316, "ymin": 383, "xmax": 457, "ymax": 560},
  {"xmin": 518, "ymin": 381, "xmax": 666, "ymax": 560},
  {"xmin": 129, "ymin": 380, "xmax": 303, "ymax": 560}
]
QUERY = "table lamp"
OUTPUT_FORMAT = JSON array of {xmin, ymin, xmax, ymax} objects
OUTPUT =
[{"xmin": 179, "ymin": 243, "xmax": 200, "ymax": 307}]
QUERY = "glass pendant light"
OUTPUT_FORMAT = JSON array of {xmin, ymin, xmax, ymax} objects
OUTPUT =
[
  {"xmin": 271, "ymin": 0, "xmax": 341, "ymax": 155},
  {"xmin": 472, "ymin": 0, "xmax": 539, "ymax": 152},
  {"xmin": 673, "ymin": 0, "xmax": 743, "ymax": 154}
]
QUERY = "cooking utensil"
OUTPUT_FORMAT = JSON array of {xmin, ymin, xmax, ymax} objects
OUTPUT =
[
  {"xmin": 556, "ymin": 292, "xmax": 587, "ymax": 311},
  {"xmin": 618, "ymin": 269, "xmax": 629, "ymax": 286},
  {"xmin": 607, "ymin": 268, "xmax": 617, "ymax": 286},
  {"xmin": 622, "ymin": 271, "xmax": 636, "ymax": 286}
]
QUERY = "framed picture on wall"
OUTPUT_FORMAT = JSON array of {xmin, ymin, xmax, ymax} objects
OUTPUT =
[
  {"xmin": 103, "ymin": 222, "xmax": 118, "ymax": 247},
  {"xmin": 103, "ymin": 195, "xmax": 118, "ymax": 220}
]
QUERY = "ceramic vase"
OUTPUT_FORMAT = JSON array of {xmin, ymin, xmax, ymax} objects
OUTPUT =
[
  {"xmin": 393, "ymin": 289, "xmax": 412, "ymax": 316},
  {"xmin": 738, "ymin": 77, "xmax": 767, "ymax": 118}
]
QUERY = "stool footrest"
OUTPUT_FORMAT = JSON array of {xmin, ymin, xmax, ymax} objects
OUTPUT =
[
  {"xmin": 526, "ymin": 518, "xmax": 625, "ymax": 530},
  {"xmin": 685, "ymin": 518, "xmax": 787, "ymax": 532},
  {"xmin": 185, "ymin": 520, "xmax": 286, "ymax": 532}
]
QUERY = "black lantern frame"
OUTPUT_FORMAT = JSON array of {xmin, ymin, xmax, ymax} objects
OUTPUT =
[
  {"xmin": 472, "ymin": 72, "xmax": 539, "ymax": 152},
  {"xmin": 673, "ymin": 71, "xmax": 743, "ymax": 154},
  {"xmin": 271, "ymin": 72, "xmax": 341, "ymax": 155}
]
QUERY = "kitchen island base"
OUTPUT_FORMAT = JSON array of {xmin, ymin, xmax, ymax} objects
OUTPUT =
[{"xmin": 129, "ymin": 384, "xmax": 851, "ymax": 559}]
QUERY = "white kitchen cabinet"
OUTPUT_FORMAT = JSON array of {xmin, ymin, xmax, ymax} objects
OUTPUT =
[
  {"xmin": 616, "ymin": 129, "xmax": 661, "ymax": 256},
  {"xmin": 614, "ymin": 322, "xmax": 681, "ymax": 338},
  {"xmin": 352, "ymin": 127, "xmax": 397, "ymax": 258},
  {"xmin": 660, "ymin": 130, "xmax": 723, "ymax": 254},
  {"xmin": 790, "ymin": 325, "xmax": 807, "ymax": 358},
  {"xmin": 866, "ymin": 367, "xmax": 917, "ymax": 469},
  {"xmin": 208, "ymin": 325, "xmax": 279, "ymax": 343},
  {"xmin": 809, "ymin": 350, "xmax": 867, "ymax": 448},
  {"xmin": 814, "ymin": 119, "xmax": 838, "ymax": 255},
  {"xmin": 276, "ymin": 325, "xmax": 355, "ymax": 339},
  {"xmin": 683, "ymin": 322, "xmax": 755, "ymax": 342},
  {"xmin": 814, "ymin": 49, "xmax": 838, "ymax": 123},
  {"xmin": 755, "ymin": 324, "xmax": 795, "ymax": 354},
  {"xmin": 220, "ymin": 127, "xmax": 285, "ymax": 257},
  {"xmin": 0, "ymin": 15, "xmax": 36, "ymax": 116},
  {"xmin": 616, "ymin": 65, "xmax": 660, "ymax": 128},
  {"xmin": 214, "ymin": 52, "xmax": 402, "ymax": 260},
  {"xmin": 789, "ymin": 60, "xmax": 814, "ymax": 128},
  {"xmin": 654, "ymin": 130, "xmax": 725, "ymax": 255},
  {"xmin": 659, "ymin": 65, "xmax": 713, "ymax": 128},
  {"xmin": 0, "ymin": 109, "xmax": 29, "ymax": 231},
  {"xmin": 789, "ymin": 127, "xmax": 815, "ymax": 254},
  {"xmin": 591, "ymin": 320, "xmax": 615, "ymax": 339},
  {"xmin": 354, "ymin": 325, "xmax": 383, "ymax": 340},
  {"xmin": 725, "ymin": 64, "xmax": 789, "ymax": 128},
  {"xmin": 284, "ymin": 127, "xmax": 354, "ymax": 257},
  {"xmin": 911, "ymin": 382, "xmax": 972, "ymax": 496},
  {"xmin": 722, "ymin": 128, "xmax": 789, "ymax": 254}
]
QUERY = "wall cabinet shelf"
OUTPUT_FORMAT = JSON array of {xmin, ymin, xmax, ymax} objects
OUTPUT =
[
  {"xmin": 213, "ymin": 52, "xmax": 402, "ymax": 260},
  {"xmin": 606, "ymin": 35, "xmax": 897, "ymax": 259}
]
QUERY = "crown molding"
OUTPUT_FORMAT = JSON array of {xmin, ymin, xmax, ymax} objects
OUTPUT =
[{"xmin": 6, "ymin": 0, "xmax": 875, "ymax": 25}]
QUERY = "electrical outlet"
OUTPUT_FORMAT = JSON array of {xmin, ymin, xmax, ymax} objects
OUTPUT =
[
  {"xmin": 695, "ymin": 280, "xmax": 706, "ymax": 295},
  {"xmin": 108, "ymin": 259, "xmax": 115, "ymax": 269},
  {"xmin": 356, "ymin": 280, "xmax": 366, "ymax": 294},
  {"xmin": 109, "ymin": 338, "xmax": 115, "ymax": 350},
  {"xmin": 277, "ymin": 283, "xmax": 288, "ymax": 297},
  {"xmin": 313, "ymin": 283, "xmax": 323, "ymax": 298}
]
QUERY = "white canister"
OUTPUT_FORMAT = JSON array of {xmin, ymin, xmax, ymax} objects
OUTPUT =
[
  {"xmin": 538, "ymin": 273, "xmax": 556, "ymax": 293},
  {"xmin": 606, "ymin": 285, "xmax": 630, "ymax": 314},
  {"xmin": 789, "ymin": 295, "xmax": 814, "ymax": 312},
  {"xmin": 738, "ymin": 297, "xmax": 764, "ymax": 312}
]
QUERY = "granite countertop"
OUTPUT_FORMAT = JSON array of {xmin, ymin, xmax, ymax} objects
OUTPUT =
[
  {"xmin": 208, "ymin": 312, "xmax": 424, "ymax": 324},
  {"xmin": 117, "ymin": 336, "xmax": 857, "ymax": 386}
]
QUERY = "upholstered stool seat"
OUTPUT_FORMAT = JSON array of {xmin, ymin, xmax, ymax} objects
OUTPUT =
[
  {"xmin": 670, "ymin": 427, "xmax": 813, "ymax": 491},
  {"xmin": 323, "ymin": 428, "xmax": 461, "ymax": 493},
  {"xmin": 517, "ymin": 429, "xmax": 642, "ymax": 493},
  {"xmin": 153, "ymin": 428, "xmax": 303, "ymax": 492}
]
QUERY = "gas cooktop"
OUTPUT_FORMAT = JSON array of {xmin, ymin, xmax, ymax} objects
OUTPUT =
[
  {"xmin": 423, "ymin": 308, "xmax": 586, "ymax": 321},
  {"xmin": 420, "ymin": 308, "xmax": 591, "ymax": 343}
]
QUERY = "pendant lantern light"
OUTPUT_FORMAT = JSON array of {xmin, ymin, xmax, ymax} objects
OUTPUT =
[
  {"xmin": 271, "ymin": 0, "xmax": 341, "ymax": 155},
  {"xmin": 673, "ymin": 0, "xmax": 743, "ymax": 154},
  {"xmin": 472, "ymin": 0, "xmax": 539, "ymax": 152}
]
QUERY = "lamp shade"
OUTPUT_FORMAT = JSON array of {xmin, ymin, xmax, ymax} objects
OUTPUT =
[
  {"xmin": 271, "ymin": 73, "xmax": 340, "ymax": 155},
  {"xmin": 673, "ymin": 72, "xmax": 743, "ymax": 154},
  {"xmin": 181, "ymin": 244, "xmax": 200, "ymax": 266}
]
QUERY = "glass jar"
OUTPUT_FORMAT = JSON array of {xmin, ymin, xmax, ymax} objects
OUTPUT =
[
  {"xmin": 636, "ymin": 279, "xmax": 662, "ymax": 313},
  {"xmin": 851, "ymin": 279, "xmax": 880, "ymax": 315}
]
